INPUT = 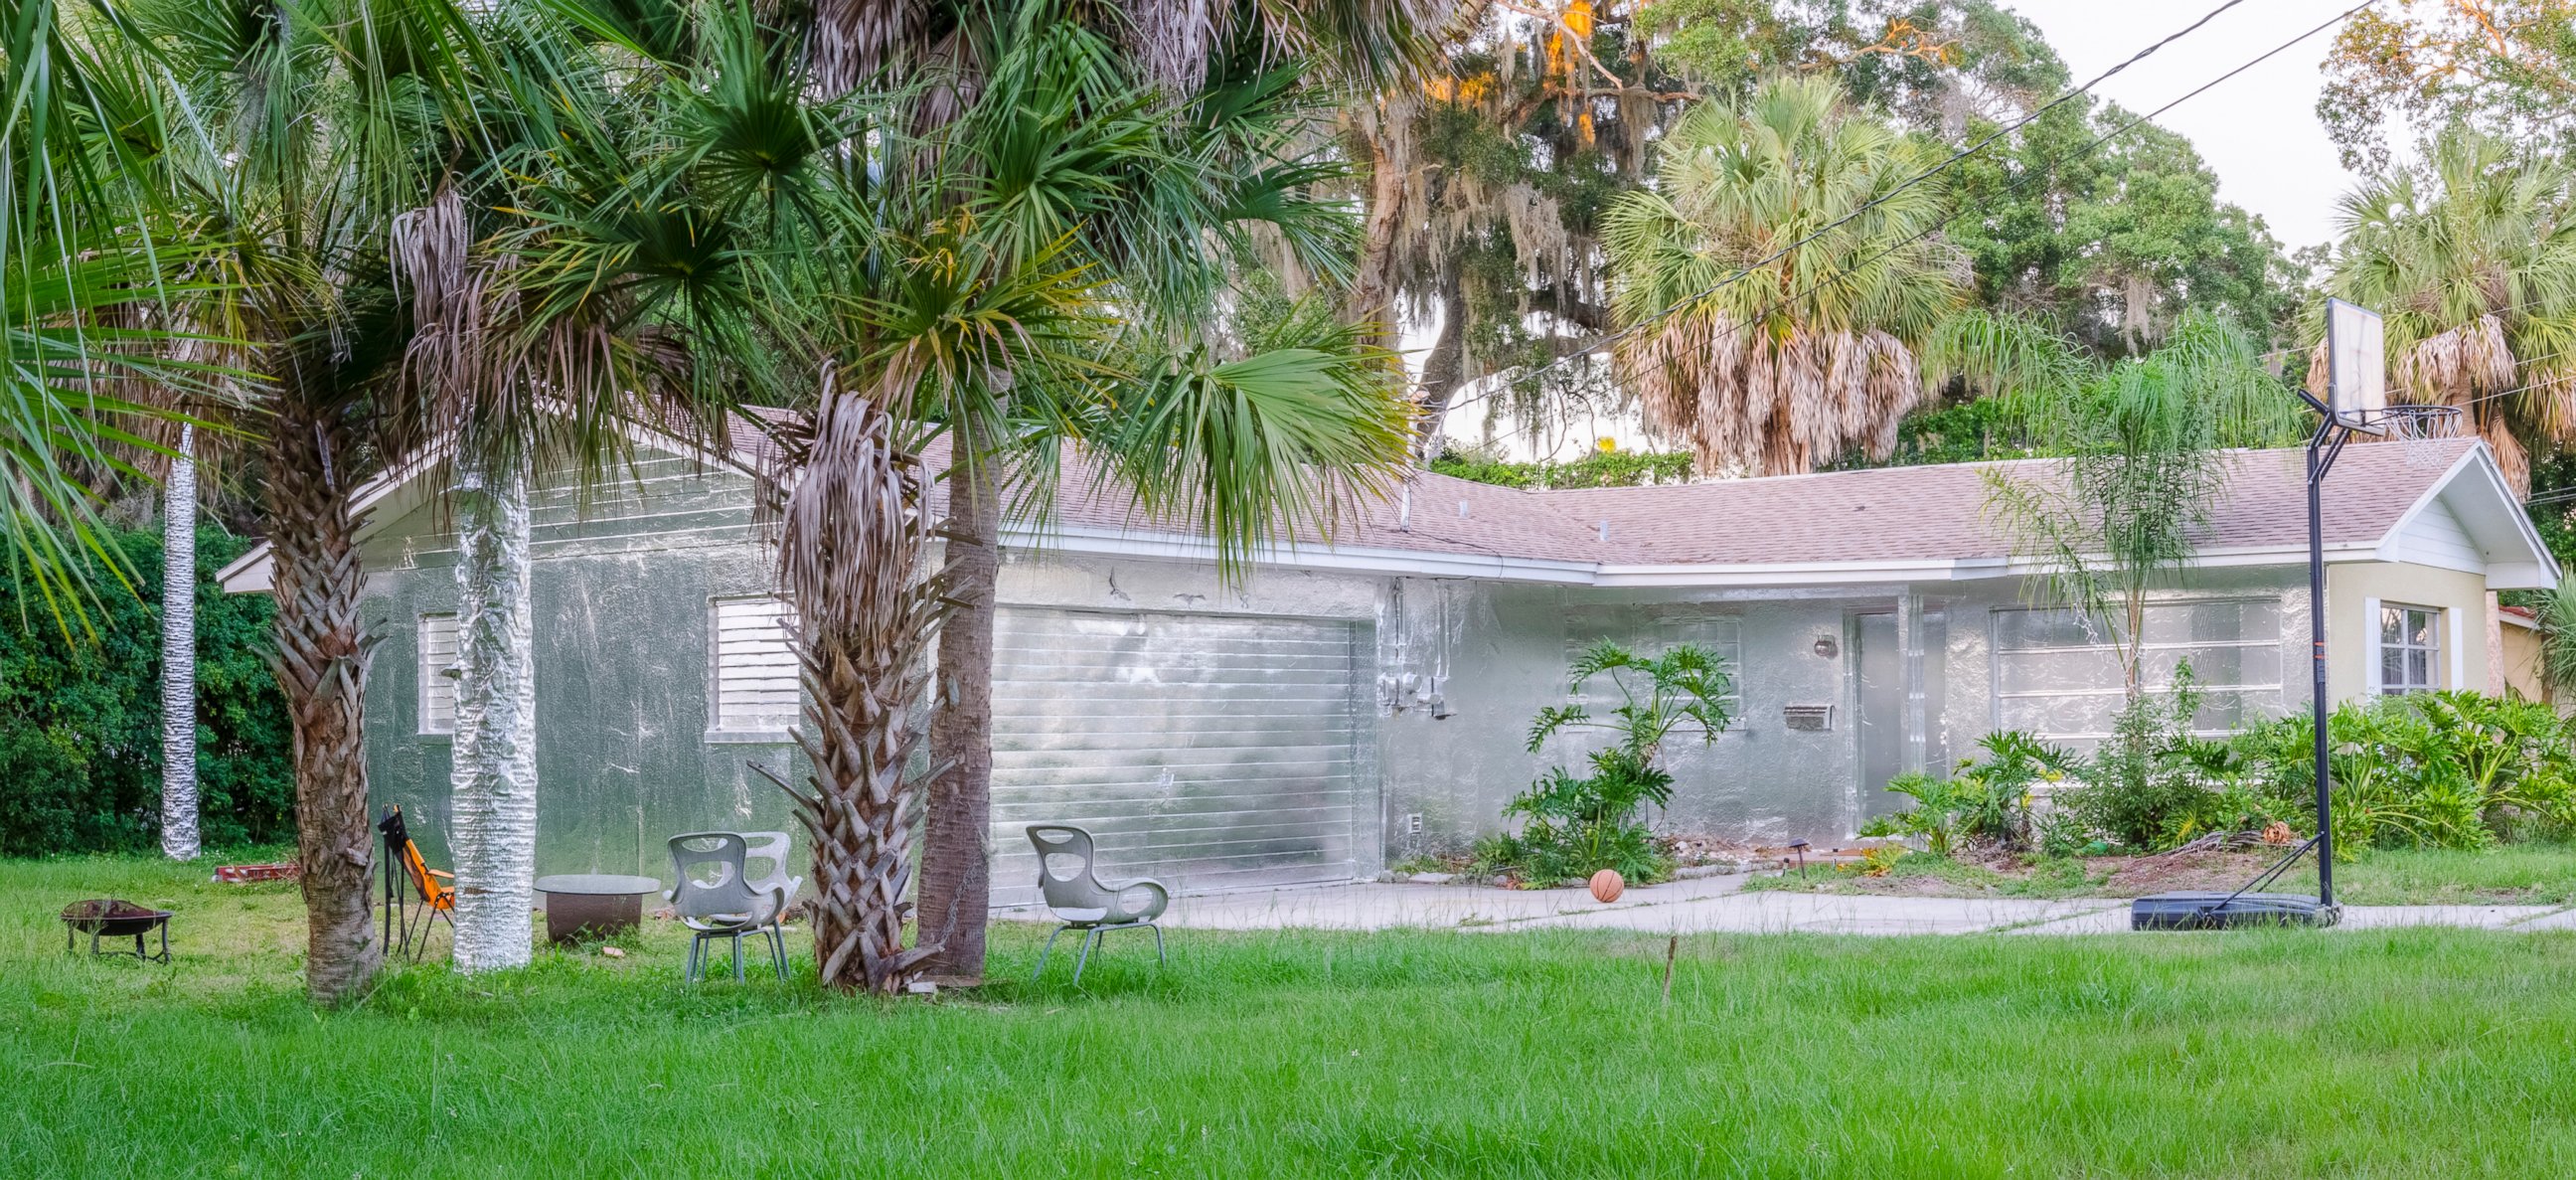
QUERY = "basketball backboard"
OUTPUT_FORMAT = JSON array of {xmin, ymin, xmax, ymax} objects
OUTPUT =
[{"xmin": 2328, "ymin": 298, "xmax": 2386, "ymax": 434}]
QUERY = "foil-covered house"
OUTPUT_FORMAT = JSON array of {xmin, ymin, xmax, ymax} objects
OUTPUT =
[{"xmin": 221, "ymin": 428, "xmax": 2555, "ymax": 904}]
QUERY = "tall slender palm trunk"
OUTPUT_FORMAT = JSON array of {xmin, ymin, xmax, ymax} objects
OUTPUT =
[
  {"xmin": 160, "ymin": 424, "xmax": 201, "ymax": 861},
  {"xmin": 920, "ymin": 444, "xmax": 998, "ymax": 979},
  {"xmin": 264, "ymin": 395, "xmax": 383, "ymax": 1004},
  {"xmin": 446, "ymin": 440, "xmax": 539, "ymax": 972}
]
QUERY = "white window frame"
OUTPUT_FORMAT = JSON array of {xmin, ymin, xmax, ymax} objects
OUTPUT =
[
  {"xmin": 2367, "ymin": 598, "xmax": 2449, "ymax": 696},
  {"xmin": 708, "ymin": 595, "xmax": 798, "ymax": 740},
  {"xmin": 418, "ymin": 612, "xmax": 458, "ymax": 736},
  {"xmin": 1987, "ymin": 597, "xmax": 2283, "ymax": 744}
]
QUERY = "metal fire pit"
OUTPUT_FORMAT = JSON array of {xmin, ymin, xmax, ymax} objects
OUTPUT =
[{"xmin": 61, "ymin": 899, "xmax": 172, "ymax": 962}]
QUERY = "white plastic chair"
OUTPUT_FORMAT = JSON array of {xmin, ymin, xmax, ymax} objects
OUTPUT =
[{"xmin": 1027, "ymin": 825, "xmax": 1169, "ymax": 983}]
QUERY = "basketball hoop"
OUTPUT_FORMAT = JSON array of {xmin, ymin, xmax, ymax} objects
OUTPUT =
[{"xmin": 2375, "ymin": 404, "xmax": 2465, "ymax": 468}]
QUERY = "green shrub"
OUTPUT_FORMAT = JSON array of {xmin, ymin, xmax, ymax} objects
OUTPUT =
[
  {"xmin": 1865, "ymin": 731, "xmax": 2076, "ymax": 854},
  {"xmin": 0, "ymin": 526, "xmax": 291, "ymax": 854},
  {"xmin": 2227, "ymin": 692, "xmax": 2576, "ymax": 853},
  {"xmin": 1429, "ymin": 447, "xmax": 1693, "ymax": 490}
]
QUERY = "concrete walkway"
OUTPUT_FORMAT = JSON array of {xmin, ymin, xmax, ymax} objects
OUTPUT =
[{"xmin": 997, "ymin": 876, "xmax": 2576, "ymax": 935}]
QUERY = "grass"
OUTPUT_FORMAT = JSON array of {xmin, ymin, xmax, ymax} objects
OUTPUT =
[
  {"xmin": 1746, "ymin": 842, "xmax": 2576, "ymax": 907},
  {"xmin": 14, "ymin": 854, "xmax": 2576, "ymax": 1177}
]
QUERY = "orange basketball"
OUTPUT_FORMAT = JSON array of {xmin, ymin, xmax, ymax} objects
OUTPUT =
[{"xmin": 1588, "ymin": 869, "xmax": 1625, "ymax": 904}]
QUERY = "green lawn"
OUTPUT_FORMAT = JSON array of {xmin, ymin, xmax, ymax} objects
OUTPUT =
[
  {"xmin": 1745, "ymin": 843, "xmax": 2576, "ymax": 907},
  {"xmin": 12, "ymin": 854, "xmax": 2576, "ymax": 1177}
]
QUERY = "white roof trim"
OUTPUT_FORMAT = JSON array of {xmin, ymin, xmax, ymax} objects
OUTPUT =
[
  {"xmin": 220, "ymin": 434, "xmax": 2557, "ymax": 595},
  {"xmin": 2368, "ymin": 443, "xmax": 2559, "ymax": 590}
]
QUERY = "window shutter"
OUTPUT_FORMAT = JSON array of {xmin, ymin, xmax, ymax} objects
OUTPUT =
[
  {"xmin": 712, "ymin": 597, "xmax": 798, "ymax": 732},
  {"xmin": 419, "ymin": 613, "xmax": 458, "ymax": 734}
]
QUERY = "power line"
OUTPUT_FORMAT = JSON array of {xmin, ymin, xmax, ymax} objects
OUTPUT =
[{"xmin": 1442, "ymin": 0, "xmax": 2355, "ymax": 426}]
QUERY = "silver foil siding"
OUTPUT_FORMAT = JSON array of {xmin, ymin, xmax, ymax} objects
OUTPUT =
[
  {"xmin": 353, "ymin": 454, "xmax": 2310, "ymax": 900},
  {"xmin": 158, "ymin": 426, "xmax": 200, "ymax": 861},
  {"xmin": 984, "ymin": 607, "xmax": 1365, "ymax": 908}
]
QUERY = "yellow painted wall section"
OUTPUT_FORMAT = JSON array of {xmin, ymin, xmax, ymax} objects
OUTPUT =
[
  {"xmin": 2324, "ymin": 562, "xmax": 2493, "ymax": 704},
  {"xmin": 2499, "ymin": 617, "xmax": 2548, "ymax": 704}
]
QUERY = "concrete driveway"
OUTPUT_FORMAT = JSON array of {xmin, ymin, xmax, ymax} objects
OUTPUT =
[{"xmin": 997, "ymin": 875, "xmax": 2576, "ymax": 935}]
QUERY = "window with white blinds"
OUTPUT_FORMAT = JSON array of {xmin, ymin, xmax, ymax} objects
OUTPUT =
[
  {"xmin": 418, "ymin": 613, "xmax": 458, "ymax": 735},
  {"xmin": 711, "ymin": 596, "xmax": 798, "ymax": 733}
]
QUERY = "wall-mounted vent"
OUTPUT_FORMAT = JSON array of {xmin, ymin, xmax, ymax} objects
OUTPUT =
[
  {"xmin": 418, "ymin": 613, "xmax": 458, "ymax": 735},
  {"xmin": 1783, "ymin": 704, "xmax": 1835, "ymax": 733},
  {"xmin": 712, "ymin": 596, "xmax": 798, "ymax": 733}
]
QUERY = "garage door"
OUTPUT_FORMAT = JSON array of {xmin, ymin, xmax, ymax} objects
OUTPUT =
[{"xmin": 988, "ymin": 608, "xmax": 1368, "ymax": 907}]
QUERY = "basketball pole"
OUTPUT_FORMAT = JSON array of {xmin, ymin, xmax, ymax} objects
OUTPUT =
[{"xmin": 2302, "ymin": 412, "xmax": 2347, "ymax": 910}]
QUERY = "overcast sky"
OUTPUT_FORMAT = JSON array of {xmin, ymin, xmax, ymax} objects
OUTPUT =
[{"xmin": 2001, "ymin": 0, "xmax": 2373, "ymax": 253}]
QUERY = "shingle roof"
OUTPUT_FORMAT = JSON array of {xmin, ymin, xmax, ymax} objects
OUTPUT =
[{"xmin": 871, "ymin": 432, "xmax": 2478, "ymax": 569}]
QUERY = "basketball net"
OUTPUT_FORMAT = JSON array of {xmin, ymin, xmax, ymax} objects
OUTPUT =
[{"xmin": 2378, "ymin": 407, "xmax": 2463, "ymax": 469}]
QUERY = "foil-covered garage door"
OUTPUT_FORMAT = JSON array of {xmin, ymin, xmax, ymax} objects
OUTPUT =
[{"xmin": 988, "ymin": 608, "xmax": 1366, "ymax": 907}]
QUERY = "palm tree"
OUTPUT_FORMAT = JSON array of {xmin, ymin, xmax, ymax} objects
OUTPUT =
[
  {"xmin": 104, "ymin": 0, "xmax": 491, "ymax": 1002},
  {"xmin": 1969, "ymin": 311, "xmax": 2304, "ymax": 701},
  {"xmin": 1604, "ymin": 74, "xmax": 1970, "ymax": 476},
  {"xmin": 798, "ymin": 0, "xmax": 1420, "ymax": 983},
  {"xmin": 397, "ymin": 2, "xmax": 813, "ymax": 971},
  {"xmin": 2314, "ymin": 128, "xmax": 2576, "ymax": 492}
]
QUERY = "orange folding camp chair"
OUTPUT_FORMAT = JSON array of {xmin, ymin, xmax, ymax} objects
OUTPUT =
[{"xmin": 377, "ymin": 806, "xmax": 454, "ymax": 961}]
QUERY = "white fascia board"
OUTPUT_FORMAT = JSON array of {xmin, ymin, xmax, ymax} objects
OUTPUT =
[
  {"xmin": 1592, "ymin": 556, "xmax": 2008, "ymax": 588},
  {"xmin": 1014, "ymin": 523, "xmax": 1601, "ymax": 585}
]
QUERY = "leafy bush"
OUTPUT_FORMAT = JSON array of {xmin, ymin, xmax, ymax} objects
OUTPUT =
[
  {"xmin": 2227, "ymin": 692, "xmax": 2576, "ymax": 853},
  {"xmin": 2058, "ymin": 666, "xmax": 2226, "ymax": 851},
  {"xmin": 1429, "ymin": 447, "xmax": 1693, "ymax": 490},
  {"xmin": 1864, "ymin": 731, "xmax": 2076, "ymax": 854},
  {"xmin": 1480, "ymin": 641, "xmax": 1732, "ymax": 885},
  {"xmin": 0, "ymin": 526, "xmax": 291, "ymax": 854}
]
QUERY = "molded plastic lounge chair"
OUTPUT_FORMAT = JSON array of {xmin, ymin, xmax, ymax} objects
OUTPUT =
[
  {"xmin": 667, "ymin": 832, "xmax": 788, "ymax": 983},
  {"xmin": 377, "ymin": 806, "xmax": 453, "ymax": 961},
  {"xmin": 740, "ymin": 831, "xmax": 804, "ymax": 914},
  {"xmin": 1027, "ymin": 825, "xmax": 1169, "ymax": 984}
]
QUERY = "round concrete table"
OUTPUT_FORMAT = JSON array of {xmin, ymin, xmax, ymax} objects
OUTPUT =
[{"xmin": 535, "ymin": 874, "xmax": 662, "ymax": 944}]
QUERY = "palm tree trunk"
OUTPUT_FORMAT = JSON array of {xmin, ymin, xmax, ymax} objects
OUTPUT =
[
  {"xmin": 264, "ymin": 395, "xmax": 383, "ymax": 1004},
  {"xmin": 920, "ymin": 434, "xmax": 998, "ymax": 980},
  {"xmin": 446, "ymin": 440, "xmax": 539, "ymax": 972},
  {"xmin": 160, "ymin": 424, "xmax": 201, "ymax": 861},
  {"xmin": 774, "ymin": 390, "xmax": 949, "ymax": 995}
]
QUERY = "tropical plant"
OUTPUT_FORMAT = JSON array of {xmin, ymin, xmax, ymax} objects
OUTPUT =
[
  {"xmin": 1866, "ymin": 731, "xmax": 2075, "ymax": 855},
  {"xmin": 1528, "ymin": 640, "xmax": 1734, "ymax": 762},
  {"xmin": 0, "ymin": 0, "xmax": 233, "ymax": 624},
  {"xmin": 1483, "ymin": 749, "xmax": 1677, "ymax": 884},
  {"xmin": 388, "ymin": 3, "xmax": 802, "ymax": 972},
  {"xmin": 2529, "ymin": 585, "xmax": 2576, "ymax": 702},
  {"xmin": 764, "ymin": 393, "xmax": 953, "ymax": 994},
  {"xmin": 794, "ymin": 1, "xmax": 1421, "ymax": 984},
  {"xmin": 1484, "ymin": 640, "xmax": 1732, "ymax": 883},
  {"xmin": 2309, "ymin": 127, "xmax": 2576, "ymax": 492},
  {"xmin": 1604, "ymin": 74, "xmax": 1971, "ymax": 476},
  {"xmin": 2230, "ymin": 692, "xmax": 2576, "ymax": 853},
  {"xmin": 1973, "ymin": 313, "xmax": 2301, "ymax": 700},
  {"xmin": 92, "ymin": 0, "xmax": 497, "ymax": 1002}
]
